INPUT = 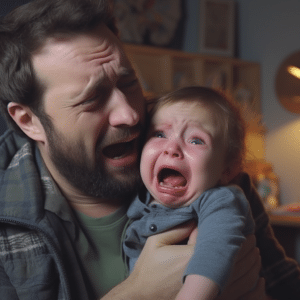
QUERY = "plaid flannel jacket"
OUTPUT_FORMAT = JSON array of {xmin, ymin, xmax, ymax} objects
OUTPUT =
[{"xmin": 0, "ymin": 130, "xmax": 87, "ymax": 300}]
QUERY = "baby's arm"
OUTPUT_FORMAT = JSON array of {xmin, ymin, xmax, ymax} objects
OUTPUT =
[{"xmin": 176, "ymin": 274, "xmax": 219, "ymax": 300}]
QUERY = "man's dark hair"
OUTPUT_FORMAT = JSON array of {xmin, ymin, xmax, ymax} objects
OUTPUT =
[{"xmin": 0, "ymin": 0, "xmax": 118, "ymax": 134}]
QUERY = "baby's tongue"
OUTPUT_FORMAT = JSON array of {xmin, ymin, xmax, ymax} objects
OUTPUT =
[{"xmin": 161, "ymin": 169, "xmax": 187, "ymax": 187}]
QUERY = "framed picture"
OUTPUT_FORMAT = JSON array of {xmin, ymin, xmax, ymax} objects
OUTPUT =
[
  {"xmin": 113, "ymin": 0, "xmax": 187, "ymax": 50},
  {"xmin": 199, "ymin": 0, "xmax": 235, "ymax": 57}
]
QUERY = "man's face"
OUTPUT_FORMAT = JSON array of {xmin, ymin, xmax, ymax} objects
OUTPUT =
[
  {"xmin": 140, "ymin": 101, "xmax": 227, "ymax": 208},
  {"xmin": 32, "ymin": 24, "xmax": 146, "ymax": 199}
]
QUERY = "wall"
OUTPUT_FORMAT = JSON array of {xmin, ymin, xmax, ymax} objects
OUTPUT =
[
  {"xmin": 238, "ymin": 0, "xmax": 300, "ymax": 262},
  {"xmin": 185, "ymin": 0, "xmax": 300, "ymax": 206},
  {"xmin": 238, "ymin": 0, "xmax": 300, "ymax": 206}
]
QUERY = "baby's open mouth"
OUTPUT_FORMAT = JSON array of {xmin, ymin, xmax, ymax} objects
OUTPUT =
[
  {"xmin": 102, "ymin": 140, "xmax": 135, "ymax": 159},
  {"xmin": 158, "ymin": 168, "xmax": 187, "ymax": 188}
]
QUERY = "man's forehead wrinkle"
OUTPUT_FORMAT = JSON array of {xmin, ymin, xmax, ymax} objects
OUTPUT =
[
  {"xmin": 73, "ymin": 63, "xmax": 129, "ymax": 101},
  {"xmin": 73, "ymin": 41, "xmax": 116, "ymax": 64},
  {"xmin": 38, "ymin": 34, "xmax": 111, "ymax": 61}
]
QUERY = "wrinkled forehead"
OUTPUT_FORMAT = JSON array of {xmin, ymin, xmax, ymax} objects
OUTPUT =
[
  {"xmin": 31, "ymin": 24, "xmax": 131, "ymax": 85},
  {"xmin": 33, "ymin": 24, "xmax": 126, "ymax": 67}
]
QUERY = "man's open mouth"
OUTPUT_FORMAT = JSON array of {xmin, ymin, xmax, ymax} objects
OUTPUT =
[
  {"xmin": 158, "ymin": 168, "xmax": 187, "ymax": 188},
  {"xmin": 102, "ymin": 140, "xmax": 136, "ymax": 159}
]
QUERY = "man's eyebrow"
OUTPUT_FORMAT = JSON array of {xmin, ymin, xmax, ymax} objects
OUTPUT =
[
  {"xmin": 91, "ymin": 68, "xmax": 136, "ymax": 92},
  {"xmin": 91, "ymin": 68, "xmax": 136, "ymax": 90},
  {"xmin": 72, "ymin": 68, "xmax": 137, "ymax": 101},
  {"xmin": 71, "ymin": 75, "xmax": 105, "ymax": 102}
]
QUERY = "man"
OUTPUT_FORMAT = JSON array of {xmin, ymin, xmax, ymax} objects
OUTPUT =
[{"xmin": 0, "ymin": 0, "xmax": 298, "ymax": 299}]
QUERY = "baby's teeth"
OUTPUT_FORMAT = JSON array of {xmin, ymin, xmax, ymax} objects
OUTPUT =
[{"xmin": 159, "ymin": 182, "xmax": 182, "ymax": 189}]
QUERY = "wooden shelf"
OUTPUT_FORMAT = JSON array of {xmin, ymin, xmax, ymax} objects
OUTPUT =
[
  {"xmin": 269, "ymin": 213, "xmax": 300, "ymax": 228},
  {"xmin": 124, "ymin": 43, "xmax": 261, "ymax": 117}
]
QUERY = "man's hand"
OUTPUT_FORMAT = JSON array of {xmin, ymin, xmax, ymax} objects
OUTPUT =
[
  {"xmin": 102, "ymin": 221, "xmax": 196, "ymax": 300},
  {"xmin": 217, "ymin": 235, "xmax": 267, "ymax": 300}
]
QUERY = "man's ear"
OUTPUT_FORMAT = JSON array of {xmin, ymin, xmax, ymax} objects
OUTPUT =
[{"xmin": 7, "ymin": 102, "xmax": 46, "ymax": 143}]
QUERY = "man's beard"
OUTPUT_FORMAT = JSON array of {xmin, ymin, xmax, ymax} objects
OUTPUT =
[{"xmin": 43, "ymin": 119, "xmax": 142, "ymax": 200}]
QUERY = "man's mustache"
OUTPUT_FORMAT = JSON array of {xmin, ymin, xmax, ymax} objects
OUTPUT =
[{"xmin": 98, "ymin": 124, "xmax": 144, "ymax": 149}]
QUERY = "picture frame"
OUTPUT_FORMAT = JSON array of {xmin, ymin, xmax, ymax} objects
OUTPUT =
[
  {"xmin": 199, "ymin": 0, "xmax": 235, "ymax": 57},
  {"xmin": 113, "ymin": 0, "xmax": 186, "ymax": 50}
]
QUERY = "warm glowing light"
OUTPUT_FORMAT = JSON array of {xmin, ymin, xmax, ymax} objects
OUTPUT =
[{"xmin": 287, "ymin": 65, "xmax": 300, "ymax": 79}]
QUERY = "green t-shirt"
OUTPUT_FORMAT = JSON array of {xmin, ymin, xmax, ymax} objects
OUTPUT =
[{"xmin": 74, "ymin": 206, "xmax": 129, "ymax": 298}]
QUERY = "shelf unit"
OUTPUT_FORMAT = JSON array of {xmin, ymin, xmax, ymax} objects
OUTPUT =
[{"xmin": 124, "ymin": 43, "xmax": 261, "ymax": 117}]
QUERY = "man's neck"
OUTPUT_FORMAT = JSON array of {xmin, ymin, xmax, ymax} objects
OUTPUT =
[
  {"xmin": 52, "ymin": 169, "xmax": 124, "ymax": 218},
  {"xmin": 55, "ymin": 171, "xmax": 124, "ymax": 218},
  {"xmin": 70, "ymin": 199, "xmax": 123, "ymax": 218}
]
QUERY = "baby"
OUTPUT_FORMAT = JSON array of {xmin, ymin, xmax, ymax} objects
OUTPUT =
[{"xmin": 123, "ymin": 86, "xmax": 255, "ymax": 300}]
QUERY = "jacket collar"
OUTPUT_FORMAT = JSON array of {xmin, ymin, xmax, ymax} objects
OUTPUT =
[{"xmin": 0, "ymin": 130, "xmax": 73, "ymax": 226}]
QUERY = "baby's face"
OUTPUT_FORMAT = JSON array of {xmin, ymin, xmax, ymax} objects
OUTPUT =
[{"xmin": 140, "ymin": 101, "xmax": 228, "ymax": 208}]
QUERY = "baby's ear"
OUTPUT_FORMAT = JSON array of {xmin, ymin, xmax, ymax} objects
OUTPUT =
[{"xmin": 7, "ymin": 102, "xmax": 47, "ymax": 143}]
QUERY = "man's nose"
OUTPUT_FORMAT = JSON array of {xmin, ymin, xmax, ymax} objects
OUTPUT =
[
  {"xmin": 108, "ymin": 89, "xmax": 140, "ymax": 127},
  {"xmin": 163, "ymin": 140, "xmax": 183, "ymax": 158}
]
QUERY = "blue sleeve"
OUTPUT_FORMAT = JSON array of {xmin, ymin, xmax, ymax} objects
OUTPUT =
[{"xmin": 184, "ymin": 185, "xmax": 255, "ymax": 291}]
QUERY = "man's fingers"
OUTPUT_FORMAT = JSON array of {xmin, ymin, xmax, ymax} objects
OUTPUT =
[
  {"xmin": 139, "ymin": 221, "xmax": 196, "ymax": 271},
  {"xmin": 188, "ymin": 226, "xmax": 198, "ymax": 245},
  {"xmin": 219, "ymin": 253, "xmax": 261, "ymax": 300},
  {"xmin": 131, "ymin": 221, "xmax": 197, "ymax": 299},
  {"xmin": 235, "ymin": 234, "xmax": 256, "ymax": 261},
  {"xmin": 240, "ymin": 278, "xmax": 267, "ymax": 300},
  {"xmin": 231, "ymin": 247, "xmax": 261, "ymax": 282}
]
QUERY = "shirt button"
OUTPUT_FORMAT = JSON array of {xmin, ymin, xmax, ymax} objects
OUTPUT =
[{"xmin": 150, "ymin": 224, "xmax": 157, "ymax": 232}]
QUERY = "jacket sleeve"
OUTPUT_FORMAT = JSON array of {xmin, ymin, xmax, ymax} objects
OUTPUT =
[
  {"xmin": 0, "ymin": 263, "xmax": 19, "ymax": 299},
  {"xmin": 0, "ymin": 227, "xmax": 62, "ymax": 300},
  {"xmin": 234, "ymin": 172, "xmax": 300, "ymax": 300}
]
